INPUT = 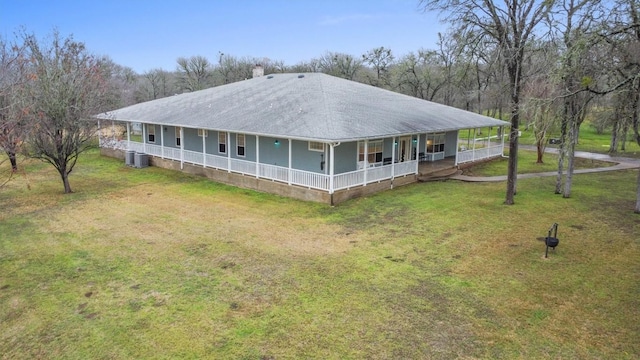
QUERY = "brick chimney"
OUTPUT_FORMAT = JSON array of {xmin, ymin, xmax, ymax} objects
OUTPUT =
[{"xmin": 252, "ymin": 64, "xmax": 264, "ymax": 78}]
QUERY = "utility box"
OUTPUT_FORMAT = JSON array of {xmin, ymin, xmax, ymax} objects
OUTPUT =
[
  {"xmin": 125, "ymin": 150, "xmax": 135, "ymax": 166},
  {"xmin": 134, "ymin": 153, "xmax": 148, "ymax": 168}
]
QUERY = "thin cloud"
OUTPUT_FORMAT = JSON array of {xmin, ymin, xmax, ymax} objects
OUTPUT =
[{"xmin": 318, "ymin": 13, "xmax": 380, "ymax": 26}]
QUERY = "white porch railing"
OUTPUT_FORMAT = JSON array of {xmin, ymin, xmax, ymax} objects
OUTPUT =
[
  {"xmin": 103, "ymin": 140, "xmax": 421, "ymax": 193},
  {"xmin": 457, "ymin": 145, "xmax": 504, "ymax": 164}
]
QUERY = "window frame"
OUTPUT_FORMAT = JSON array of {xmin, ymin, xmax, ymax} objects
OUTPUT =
[
  {"xmin": 308, "ymin": 141, "xmax": 324, "ymax": 152},
  {"xmin": 197, "ymin": 129, "xmax": 208, "ymax": 137},
  {"xmin": 358, "ymin": 140, "xmax": 383, "ymax": 164},
  {"xmin": 426, "ymin": 133, "xmax": 445, "ymax": 153},
  {"xmin": 175, "ymin": 127, "xmax": 181, "ymax": 147},
  {"xmin": 218, "ymin": 131, "xmax": 227, "ymax": 154},
  {"xmin": 236, "ymin": 133, "xmax": 245, "ymax": 157},
  {"xmin": 147, "ymin": 124, "xmax": 155, "ymax": 143}
]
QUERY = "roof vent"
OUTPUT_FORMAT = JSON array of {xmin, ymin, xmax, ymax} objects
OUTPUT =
[
  {"xmin": 298, "ymin": 74, "xmax": 305, "ymax": 78},
  {"xmin": 267, "ymin": 75, "xmax": 274, "ymax": 79}
]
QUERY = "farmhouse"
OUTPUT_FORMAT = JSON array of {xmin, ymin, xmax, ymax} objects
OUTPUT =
[{"xmin": 97, "ymin": 71, "xmax": 509, "ymax": 204}]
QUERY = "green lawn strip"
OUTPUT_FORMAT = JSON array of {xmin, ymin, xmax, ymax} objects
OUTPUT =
[
  {"xmin": 1, "ymin": 150, "xmax": 639, "ymax": 358},
  {"xmin": 462, "ymin": 149, "xmax": 616, "ymax": 177}
]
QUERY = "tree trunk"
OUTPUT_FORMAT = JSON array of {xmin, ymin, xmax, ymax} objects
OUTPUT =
[
  {"xmin": 621, "ymin": 121, "xmax": 629, "ymax": 151},
  {"xmin": 555, "ymin": 115, "xmax": 568, "ymax": 194},
  {"xmin": 58, "ymin": 167, "xmax": 72, "ymax": 193},
  {"xmin": 536, "ymin": 140, "xmax": 544, "ymax": 164},
  {"xmin": 7, "ymin": 151, "xmax": 17, "ymax": 172},
  {"xmin": 563, "ymin": 120, "xmax": 578, "ymax": 198},
  {"xmin": 636, "ymin": 167, "xmax": 640, "ymax": 214},
  {"xmin": 610, "ymin": 118, "xmax": 620, "ymax": 153},
  {"xmin": 505, "ymin": 112, "xmax": 519, "ymax": 205}
]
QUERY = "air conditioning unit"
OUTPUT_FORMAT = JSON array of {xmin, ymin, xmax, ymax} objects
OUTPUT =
[
  {"xmin": 125, "ymin": 150, "xmax": 135, "ymax": 166},
  {"xmin": 134, "ymin": 153, "xmax": 148, "ymax": 168}
]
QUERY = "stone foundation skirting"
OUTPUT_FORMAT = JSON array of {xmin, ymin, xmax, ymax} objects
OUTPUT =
[{"xmin": 100, "ymin": 148, "xmax": 418, "ymax": 205}]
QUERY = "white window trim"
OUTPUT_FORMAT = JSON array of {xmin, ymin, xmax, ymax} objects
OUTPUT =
[
  {"xmin": 358, "ymin": 139, "xmax": 384, "ymax": 164},
  {"xmin": 218, "ymin": 131, "xmax": 227, "ymax": 154},
  {"xmin": 198, "ymin": 129, "xmax": 208, "ymax": 137},
  {"xmin": 147, "ymin": 124, "xmax": 155, "ymax": 143},
  {"xmin": 236, "ymin": 134, "xmax": 246, "ymax": 157},
  {"xmin": 175, "ymin": 127, "xmax": 181, "ymax": 147},
  {"xmin": 309, "ymin": 141, "xmax": 324, "ymax": 152}
]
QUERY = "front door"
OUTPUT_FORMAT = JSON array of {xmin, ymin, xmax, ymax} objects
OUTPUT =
[{"xmin": 398, "ymin": 136, "xmax": 411, "ymax": 162}]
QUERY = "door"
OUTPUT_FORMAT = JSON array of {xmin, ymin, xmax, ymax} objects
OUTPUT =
[{"xmin": 398, "ymin": 136, "xmax": 411, "ymax": 162}]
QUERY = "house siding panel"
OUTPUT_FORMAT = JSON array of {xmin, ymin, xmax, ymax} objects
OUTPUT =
[
  {"xmin": 334, "ymin": 141, "xmax": 357, "ymax": 174},
  {"xmin": 258, "ymin": 136, "xmax": 289, "ymax": 167},
  {"xmin": 445, "ymin": 131, "xmax": 458, "ymax": 156},
  {"xmin": 183, "ymin": 127, "xmax": 200, "ymax": 152},
  {"xmin": 291, "ymin": 140, "xmax": 325, "ymax": 173}
]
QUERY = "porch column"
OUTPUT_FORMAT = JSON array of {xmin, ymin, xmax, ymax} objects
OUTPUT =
[
  {"xmin": 142, "ymin": 123, "xmax": 147, "ymax": 153},
  {"xmin": 126, "ymin": 122, "xmax": 130, "ymax": 149},
  {"xmin": 329, "ymin": 143, "xmax": 335, "ymax": 194},
  {"xmin": 180, "ymin": 127, "xmax": 184, "ymax": 170},
  {"xmin": 391, "ymin": 136, "xmax": 396, "ymax": 180},
  {"xmin": 454, "ymin": 130, "xmax": 459, "ymax": 166},
  {"xmin": 415, "ymin": 135, "xmax": 420, "ymax": 174},
  {"xmin": 202, "ymin": 129, "xmax": 206, "ymax": 168},
  {"xmin": 227, "ymin": 132, "xmax": 231, "ymax": 173},
  {"xmin": 255, "ymin": 135, "xmax": 260, "ymax": 179},
  {"xmin": 472, "ymin": 128, "xmax": 477, "ymax": 162},
  {"xmin": 501, "ymin": 126, "xmax": 506, "ymax": 152},
  {"xmin": 288, "ymin": 139, "xmax": 292, "ymax": 185},
  {"xmin": 160, "ymin": 126, "xmax": 165, "ymax": 159},
  {"xmin": 488, "ymin": 126, "xmax": 492, "ymax": 148},
  {"xmin": 363, "ymin": 140, "xmax": 368, "ymax": 186}
]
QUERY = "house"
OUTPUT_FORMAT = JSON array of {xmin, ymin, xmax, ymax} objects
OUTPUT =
[{"xmin": 97, "ymin": 72, "xmax": 509, "ymax": 204}]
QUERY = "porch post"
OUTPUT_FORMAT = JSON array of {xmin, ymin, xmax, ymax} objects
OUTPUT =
[
  {"xmin": 255, "ymin": 135, "xmax": 260, "ymax": 179},
  {"xmin": 454, "ymin": 130, "xmax": 459, "ymax": 166},
  {"xmin": 329, "ymin": 143, "xmax": 335, "ymax": 194},
  {"xmin": 488, "ymin": 126, "xmax": 492, "ymax": 148},
  {"xmin": 180, "ymin": 127, "xmax": 184, "ymax": 170},
  {"xmin": 126, "ymin": 122, "xmax": 130, "ymax": 149},
  {"xmin": 160, "ymin": 126, "xmax": 165, "ymax": 159},
  {"xmin": 202, "ymin": 129, "xmax": 206, "ymax": 168},
  {"xmin": 391, "ymin": 136, "xmax": 396, "ymax": 180},
  {"xmin": 142, "ymin": 123, "xmax": 147, "ymax": 153},
  {"xmin": 415, "ymin": 134, "xmax": 420, "ymax": 174},
  {"xmin": 363, "ymin": 140, "xmax": 368, "ymax": 186},
  {"xmin": 472, "ymin": 128, "xmax": 477, "ymax": 162},
  {"xmin": 227, "ymin": 132, "xmax": 231, "ymax": 173},
  {"xmin": 501, "ymin": 126, "xmax": 506, "ymax": 152},
  {"xmin": 288, "ymin": 139, "xmax": 292, "ymax": 185}
]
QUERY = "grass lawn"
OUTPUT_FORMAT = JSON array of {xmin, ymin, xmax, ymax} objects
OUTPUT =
[
  {"xmin": 1, "ymin": 150, "xmax": 639, "ymax": 359},
  {"xmin": 462, "ymin": 150, "xmax": 615, "ymax": 177}
]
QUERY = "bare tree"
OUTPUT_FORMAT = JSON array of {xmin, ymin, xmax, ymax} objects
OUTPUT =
[
  {"xmin": 176, "ymin": 55, "xmax": 212, "ymax": 92},
  {"xmin": 420, "ymin": 0, "xmax": 554, "ymax": 204},
  {"xmin": 0, "ymin": 36, "xmax": 28, "ymax": 175},
  {"xmin": 362, "ymin": 46, "xmax": 394, "ymax": 87},
  {"xmin": 318, "ymin": 51, "xmax": 363, "ymax": 80},
  {"xmin": 21, "ymin": 31, "xmax": 116, "ymax": 193}
]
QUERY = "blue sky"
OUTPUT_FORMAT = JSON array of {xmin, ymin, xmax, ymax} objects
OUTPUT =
[{"xmin": 1, "ymin": 0, "xmax": 444, "ymax": 74}]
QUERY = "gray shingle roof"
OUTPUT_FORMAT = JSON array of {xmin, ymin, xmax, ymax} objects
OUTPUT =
[{"xmin": 97, "ymin": 73, "xmax": 509, "ymax": 142}]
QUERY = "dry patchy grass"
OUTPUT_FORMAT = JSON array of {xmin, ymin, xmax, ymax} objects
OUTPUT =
[{"xmin": 1, "ymin": 151, "xmax": 639, "ymax": 359}]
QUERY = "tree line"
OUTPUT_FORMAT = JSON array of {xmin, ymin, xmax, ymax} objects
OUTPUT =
[{"xmin": 1, "ymin": 0, "xmax": 640, "ymax": 212}]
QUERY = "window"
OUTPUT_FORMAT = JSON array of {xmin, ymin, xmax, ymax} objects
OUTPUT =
[
  {"xmin": 358, "ymin": 140, "xmax": 383, "ymax": 164},
  {"xmin": 218, "ymin": 132, "xmax": 226, "ymax": 153},
  {"xmin": 198, "ymin": 129, "xmax": 208, "ymax": 137},
  {"xmin": 236, "ymin": 134, "xmax": 245, "ymax": 157},
  {"xmin": 147, "ymin": 124, "xmax": 155, "ymax": 143},
  {"xmin": 427, "ymin": 133, "xmax": 445, "ymax": 153},
  {"xmin": 175, "ymin": 127, "xmax": 181, "ymax": 147},
  {"xmin": 309, "ymin": 141, "xmax": 324, "ymax": 152}
]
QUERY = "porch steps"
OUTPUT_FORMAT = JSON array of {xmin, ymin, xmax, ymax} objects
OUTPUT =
[{"xmin": 417, "ymin": 167, "xmax": 462, "ymax": 182}]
